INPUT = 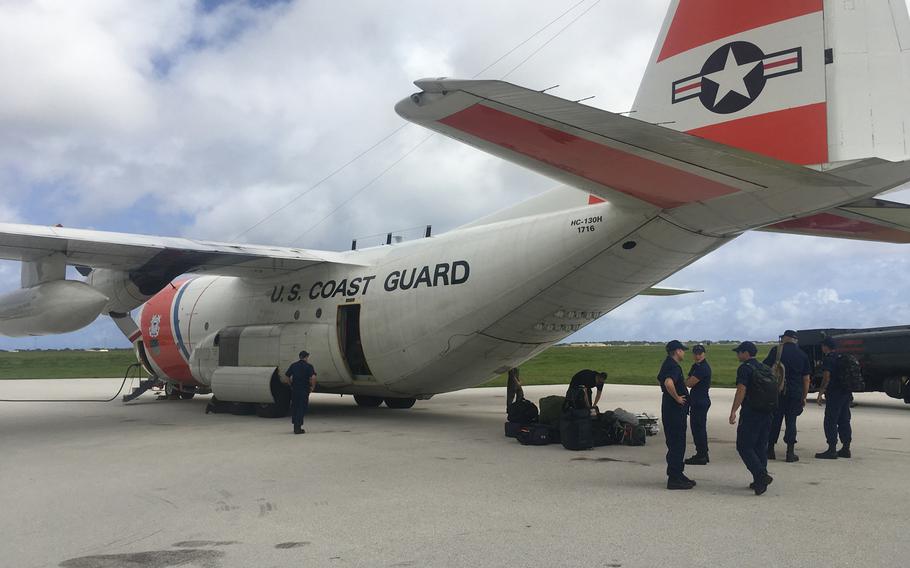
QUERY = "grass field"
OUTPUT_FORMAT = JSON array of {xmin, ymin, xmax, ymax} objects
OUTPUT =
[
  {"xmin": 481, "ymin": 343, "xmax": 777, "ymax": 389},
  {"xmin": 1, "ymin": 344, "xmax": 776, "ymax": 386},
  {"xmin": 0, "ymin": 349, "xmax": 137, "ymax": 380}
]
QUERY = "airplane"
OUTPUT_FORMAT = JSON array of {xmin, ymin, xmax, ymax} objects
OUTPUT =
[{"xmin": 3, "ymin": 0, "xmax": 910, "ymax": 416}]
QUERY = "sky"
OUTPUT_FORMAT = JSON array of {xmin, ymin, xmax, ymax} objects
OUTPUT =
[{"xmin": 1, "ymin": 0, "xmax": 909, "ymax": 350}]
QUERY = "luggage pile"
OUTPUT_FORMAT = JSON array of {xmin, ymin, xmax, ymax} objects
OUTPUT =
[{"xmin": 504, "ymin": 395, "xmax": 650, "ymax": 450}]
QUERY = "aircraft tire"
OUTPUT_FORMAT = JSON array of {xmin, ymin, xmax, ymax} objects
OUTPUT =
[
  {"xmin": 255, "ymin": 371, "xmax": 292, "ymax": 418},
  {"xmin": 354, "ymin": 395, "xmax": 383, "ymax": 407},
  {"xmin": 384, "ymin": 397, "xmax": 417, "ymax": 409}
]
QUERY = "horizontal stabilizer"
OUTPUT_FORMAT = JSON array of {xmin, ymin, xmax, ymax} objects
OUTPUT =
[
  {"xmin": 638, "ymin": 286, "xmax": 702, "ymax": 296},
  {"xmin": 759, "ymin": 159, "xmax": 910, "ymax": 243},
  {"xmin": 396, "ymin": 79, "xmax": 910, "ymax": 237}
]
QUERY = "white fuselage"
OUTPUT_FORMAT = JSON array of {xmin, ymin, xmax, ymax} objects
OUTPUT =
[{"xmin": 139, "ymin": 201, "xmax": 730, "ymax": 397}]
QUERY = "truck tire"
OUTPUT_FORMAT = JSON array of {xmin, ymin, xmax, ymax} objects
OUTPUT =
[{"xmin": 884, "ymin": 377, "xmax": 904, "ymax": 399}]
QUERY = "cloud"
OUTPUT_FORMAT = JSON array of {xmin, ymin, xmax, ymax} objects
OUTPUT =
[{"xmin": 2, "ymin": 0, "xmax": 910, "ymax": 350}]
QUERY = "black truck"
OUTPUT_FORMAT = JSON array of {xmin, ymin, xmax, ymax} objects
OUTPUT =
[{"xmin": 796, "ymin": 326, "xmax": 910, "ymax": 404}]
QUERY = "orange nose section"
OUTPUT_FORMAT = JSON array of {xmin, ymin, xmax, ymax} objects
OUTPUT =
[{"xmin": 140, "ymin": 279, "xmax": 197, "ymax": 383}]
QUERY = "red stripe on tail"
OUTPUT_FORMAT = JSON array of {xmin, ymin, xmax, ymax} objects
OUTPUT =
[
  {"xmin": 657, "ymin": 0, "xmax": 822, "ymax": 62},
  {"xmin": 685, "ymin": 103, "xmax": 828, "ymax": 165}
]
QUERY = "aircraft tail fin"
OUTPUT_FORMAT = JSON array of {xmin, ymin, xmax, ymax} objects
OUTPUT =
[{"xmin": 633, "ymin": 0, "xmax": 910, "ymax": 168}]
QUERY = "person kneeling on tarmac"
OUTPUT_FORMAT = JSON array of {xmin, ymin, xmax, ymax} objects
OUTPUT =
[{"xmin": 566, "ymin": 369, "xmax": 607, "ymax": 410}]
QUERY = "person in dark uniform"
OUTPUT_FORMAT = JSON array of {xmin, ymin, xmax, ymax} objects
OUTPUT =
[
  {"xmin": 658, "ymin": 340, "xmax": 694, "ymax": 490},
  {"xmin": 566, "ymin": 369, "xmax": 607, "ymax": 409},
  {"xmin": 815, "ymin": 337, "xmax": 853, "ymax": 459},
  {"xmin": 506, "ymin": 367, "xmax": 524, "ymax": 412},
  {"xmin": 684, "ymin": 344, "xmax": 712, "ymax": 465},
  {"xmin": 285, "ymin": 350, "xmax": 317, "ymax": 435},
  {"xmin": 729, "ymin": 341, "xmax": 774, "ymax": 496},
  {"xmin": 763, "ymin": 330, "xmax": 811, "ymax": 462}
]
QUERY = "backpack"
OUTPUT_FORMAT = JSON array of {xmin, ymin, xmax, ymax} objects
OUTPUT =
[
  {"xmin": 621, "ymin": 423, "xmax": 647, "ymax": 446},
  {"xmin": 743, "ymin": 360, "xmax": 779, "ymax": 414},
  {"xmin": 507, "ymin": 398, "xmax": 538, "ymax": 424},
  {"xmin": 770, "ymin": 343, "xmax": 787, "ymax": 395},
  {"xmin": 835, "ymin": 353, "xmax": 865, "ymax": 392}
]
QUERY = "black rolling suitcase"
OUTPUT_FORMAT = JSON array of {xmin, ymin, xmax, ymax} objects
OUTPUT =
[{"xmin": 560, "ymin": 408, "xmax": 593, "ymax": 451}]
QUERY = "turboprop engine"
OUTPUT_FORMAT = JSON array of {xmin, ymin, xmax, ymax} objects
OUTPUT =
[
  {"xmin": 85, "ymin": 268, "xmax": 153, "ymax": 314},
  {"xmin": 0, "ymin": 280, "xmax": 109, "ymax": 337}
]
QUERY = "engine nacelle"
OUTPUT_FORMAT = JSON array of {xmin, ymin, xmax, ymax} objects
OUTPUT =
[
  {"xmin": 86, "ymin": 269, "xmax": 151, "ymax": 314},
  {"xmin": 0, "ymin": 280, "xmax": 109, "ymax": 337}
]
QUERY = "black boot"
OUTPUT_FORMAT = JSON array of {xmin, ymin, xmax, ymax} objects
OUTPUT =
[
  {"xmin": 767, "ymin": 445, "xmax": 776, "ymax": 460},
  {"xmin": 837, "ymin": 445, "xmax": 851, "ymax": 458},
  {"xmin": 294, "ymin": 425, "xmax": 303, "ymax": 434},
  {"xmin": 786, "ymin": 443, "xmax": 799, "ymax": 463},
  {"xmin": 815, "ymin": 445, "xmax": 838, "ymax": 459},
  {"xmin": 667, "ymin": 477, "xmax": 694, "ymax": 490},
  {"xmin": 684, "ymin": 453, "xmax": 709, "ymax": 465},
  {"xmin": 748, "ymin": 474, "xmax": 773, "ymax": 489}
]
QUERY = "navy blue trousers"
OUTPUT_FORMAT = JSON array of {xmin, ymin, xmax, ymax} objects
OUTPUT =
[
  {"xmin": 689, "ymin": 402, "xmax": 710, "ymax": 455},
  {"xmin": 770, "ymin": 394, "xmax": 803, "ymax": 445},
  {"xmin": 291, "ymin": 391, "xmax": 310, "ymax": 428},
  {"xmin": 662, "ymin": 399, "xmax": 688, "ymax": 479},
  {"xmin": 737, "ymin": 407, "xmax": 771, "ymax": 485},
  {"xmin": 824, "ymin": 393, "xmax": 853, "ymax": 446}
]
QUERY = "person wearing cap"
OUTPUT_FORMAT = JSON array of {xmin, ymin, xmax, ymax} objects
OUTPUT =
[
  {"xmin": 658, "ymin": 340, "xmax": 694, "ymax": 490},
  {"xmin": 684, "ymin": 344, "xmax": 712, "ymax": 465},
  {"xmin": 566, "ymin": 369, "xmax": 608, "ymax": 410},
  {"xmin": 285, "ymin": 350, "xmax": 317, "ymax": 434},
  {"xmin": 729, "ymin": 341, "xmax": 774, "ymax": 496},
  {"xmin": 815, "ymin": 337, "xmax": 853, "ymax": 459},
  {"xmin": 763, "ymin": 329, "xmax": 812, "ymax": 462}
]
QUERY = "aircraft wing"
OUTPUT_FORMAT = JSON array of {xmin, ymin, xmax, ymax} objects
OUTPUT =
[
  {"xmin": 396, "ymin": 79, "xmax": 910, "ymax": 238},
  {"xmin": 0, "ymin": 222, "xmax": 362, "ymax": 279}
]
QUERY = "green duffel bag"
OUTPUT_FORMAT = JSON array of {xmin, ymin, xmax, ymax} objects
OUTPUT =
[{"xmin": 538, "ymin": 395, "xmax": 566, "ymax": 426}]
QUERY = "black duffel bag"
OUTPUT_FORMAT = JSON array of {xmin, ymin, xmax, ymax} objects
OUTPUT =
[{"xmin": 507, "ymin": 398, "xmax": 539, "ymax": 424}]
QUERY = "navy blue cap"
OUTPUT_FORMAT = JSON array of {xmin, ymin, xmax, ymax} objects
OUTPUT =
[
  {"xmin": 732, "ymin": 341, "xmax": 757, "ymax": 356},
  {"xmin": 692, "ymin": 344, "xmax": 706, "ymax": 354},
  {"xmin": 665, "ymin": 340, "xmax": 688, "ymax": 353},
  {"xmin": 782, "ymin": 330, "xmax": 798, "ymax": 339},
  {"xmin": 821, "ymin": 337, "xmax": 837, "ymax": 349}
]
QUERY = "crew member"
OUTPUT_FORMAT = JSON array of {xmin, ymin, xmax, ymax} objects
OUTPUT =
[
  {"xmin": 285, "ymin": 350, "xmax": 317, "ymax": 435},
  {"xmin": 815, "ymin": 337, "xmax": 853, "ymax": 459},
  {"xmin": 506, "ymin": 367, "xmax": 524, "ymax": 412},
  {"xmin": 566, "ymin": 369, "xmax": 607, "ymax": 410},
  {"xmin": 684, "ymin": 344, "xmax": 712, "ymax": 465},
  {"xmin": 729, "ymin": 341, "xmax": 774, "ymax": 496},
  {"xmin": 658, "ymin": 340, "xmax": 694, "ymax": 490},
  {"xmin": 763, "ymin": 330, "xmax": 811, "ymax": 462}
]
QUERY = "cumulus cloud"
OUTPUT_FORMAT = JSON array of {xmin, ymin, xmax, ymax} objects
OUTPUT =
[{"xmin": 1, "ymin": 0, "xmax": 910, "ymax": 350}]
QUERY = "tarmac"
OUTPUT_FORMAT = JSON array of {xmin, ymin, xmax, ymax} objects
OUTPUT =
[{"xmin": 1, "ymin": 380, "xmax": 908, "ymax": 568}]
